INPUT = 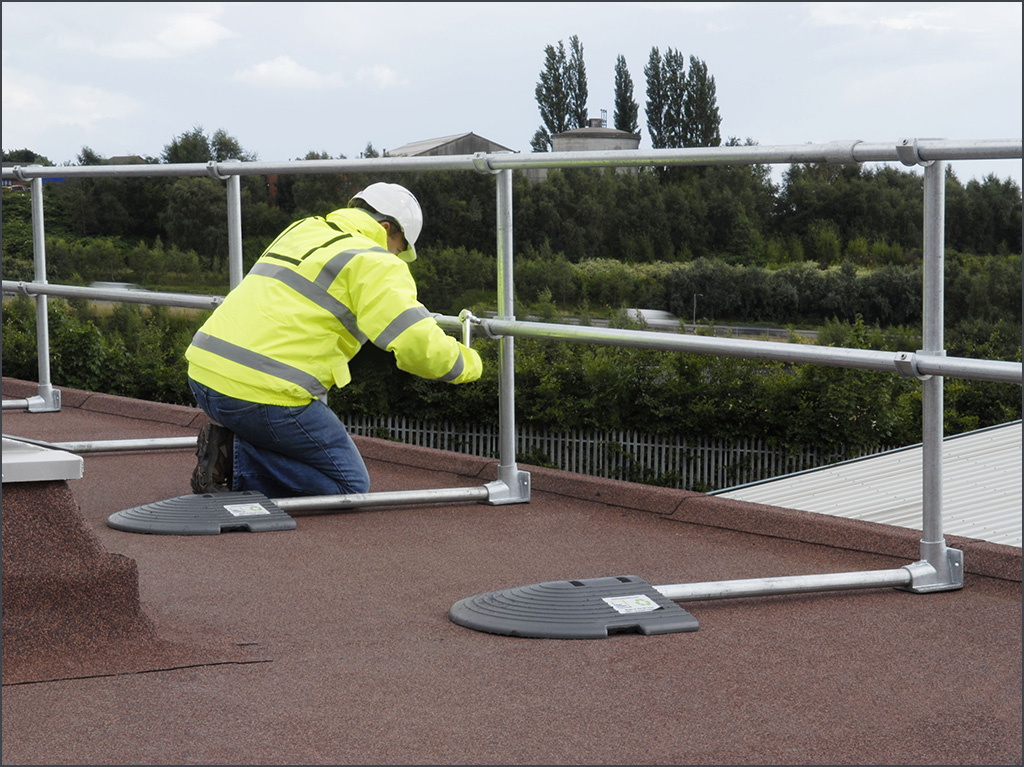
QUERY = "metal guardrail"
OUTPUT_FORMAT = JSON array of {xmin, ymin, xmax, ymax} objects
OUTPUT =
[
  {"xmin": 445, "ymin": 313, "xmax": 1021, "ymax": 384},
  {"xmin": 3, "ymin": 137, "xmax": 1022, "ymax": 597}
]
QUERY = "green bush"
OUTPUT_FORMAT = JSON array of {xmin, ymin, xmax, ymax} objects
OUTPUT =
[{"xmin": 1, "ymin": 297, "xmax": 201, "ymax": 405}]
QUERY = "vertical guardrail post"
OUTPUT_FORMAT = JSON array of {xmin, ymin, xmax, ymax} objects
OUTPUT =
[
  {"xmin": 26, "ymin": 170, "xmax": 60, "ymax": 412},
  {"xmin": 485, "ymin": 167, "xmax": 530, "ymax": 504},
  {"xmin": 905, "ymin": 153, "xmax": 963, "ymax": 591},
  {"xmin": 224, "ymin": 160, "xmax": 244, "ymax": 289},
  {"xmin": 209, "ymin": 160, "xmax": 244, "ymax": 289}
]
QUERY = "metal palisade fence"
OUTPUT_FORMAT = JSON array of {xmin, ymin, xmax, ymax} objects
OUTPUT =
[{"xmin": 340, "ymin": 414, "xmax": 888, "ymax": 491}]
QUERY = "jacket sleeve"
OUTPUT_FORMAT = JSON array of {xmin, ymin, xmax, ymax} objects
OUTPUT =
[{"xmin": 347, "ymin": 252, "xmax": 483, "ymax": 384}]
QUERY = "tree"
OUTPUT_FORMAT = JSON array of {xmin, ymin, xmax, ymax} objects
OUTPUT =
[
  {"xmin": 162, "ymin": 125, "xmax": 213, "ymax": 164},
  {"xmin": 662, "ymin": 47, "xmax": 687, "ymax": 148},
  {"xmin": 39, "ymin": 146, "xmax": 165, "ymax": 241},
  {"xmin": 162, "ymin": 126, "xmax": 253, "ymax": 164},
  {"xmin": 962, "ymin": 175, "xmax": 1022, "ymax": 255},
  {"xmin": 613, "ymin": 55, "xmax": 639, "ymax": 137},
  {"xmin": 2, "ymin": 148, "xmax": 52, "ymax": 165},
  {"xmin": 77, "ymin": 146, "xmax": 105, "ymax": 165},
  {"xmin": 567, "ymin": 35, "xmax": 589, "ymax": 129},
  {"xmin": 162, "ymin": 177, "xmax": 226, "ymax": 267},
  {"xmin": 210, "ymin": 128, "xmax": 257, "ymax": 162},
  {"xmin": 644, "ymin": 47, "xmax": 667, "ymax": 149},
  {"xmin": 530, "ymin": 128, "xmax": 551, "ymax": 153},
  {"xmin": 288, "ymin": 152, "xmax": 354, "ymax": 217},
  {"xmin": 535, "ymin": 40, "xmax": 571, "ymax": 149},
  {"xmin": 684, "ymin": 56, "xmax": 722, "ymax": 148},
  {"xmin": 645, "ymin": 46, "xmax": 686, "ymax": 149},
  {"xmin": 534, "ymin": 36, "xmax": 589, "ymax": 150},
  {"xmin": 645, "ymin": 49, "xmax": 722, "ymax": 150}
]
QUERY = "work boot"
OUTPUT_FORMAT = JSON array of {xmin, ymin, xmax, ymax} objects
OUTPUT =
[{"xmin": 191, "ymin": 422, "xmax": 233, "ymax": 494}]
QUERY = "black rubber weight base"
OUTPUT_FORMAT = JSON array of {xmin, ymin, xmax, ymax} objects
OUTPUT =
[
  {"xmin": 449, "ymin": 575, "xmax": 699, "ymax": 639},
  {"xmin": 107, "ymin": 491, "xmax": 297, "ymax": 535}
]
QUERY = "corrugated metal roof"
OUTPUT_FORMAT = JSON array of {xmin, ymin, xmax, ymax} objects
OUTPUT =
[
  {"xmin": 388, "ymin": 133, "xmax": 468, "ymax": 155},
  {"xmin": 714, "ymin": 422, "xmax": 1022, "ymax": 548},
  {"xmin": 387, "ymin": 132, "xmax": 514, "ymax": 157}
]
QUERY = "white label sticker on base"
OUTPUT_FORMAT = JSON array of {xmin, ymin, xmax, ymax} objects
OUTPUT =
[
  {"xmin": 602, "ymin": 594, "xmax": 661, "ymax": 614},
  {"xmin": 224, "ymin": 502, "xmax": 272, "ymax": 517}
]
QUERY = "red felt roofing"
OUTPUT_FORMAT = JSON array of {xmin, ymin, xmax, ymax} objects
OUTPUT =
[{"xmin": 2, "ymin": 377, "xmax": 1020, "ymax": 765}]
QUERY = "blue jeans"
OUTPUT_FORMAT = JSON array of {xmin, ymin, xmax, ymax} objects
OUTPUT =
[{"xmin": 189, "ymin": 379, "xmax": 370, "ymax": 499}]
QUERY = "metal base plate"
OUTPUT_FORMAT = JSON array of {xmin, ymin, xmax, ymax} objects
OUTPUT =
[
  {"xmin": 107, "ymin": 491, "xmax": 296, "ymax": 535},
  {"xmin": 449, "ymin": 575, "xmax": 699, "ymax": 639}
]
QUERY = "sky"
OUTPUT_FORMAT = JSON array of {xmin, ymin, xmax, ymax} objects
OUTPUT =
[{"xmin": 3, "ymin": 2, "xmax": 1021, "ymax": 187}]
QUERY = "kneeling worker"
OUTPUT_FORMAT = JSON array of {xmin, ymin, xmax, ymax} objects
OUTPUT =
[{"xmin": 185, "ymin": 182, "xmax": 482, "ymax": 498}]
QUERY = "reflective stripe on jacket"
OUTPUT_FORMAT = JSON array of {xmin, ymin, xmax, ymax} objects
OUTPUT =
[{"xmin": 185, "ymin": 208, "xmax": 482, "ymax": 406}]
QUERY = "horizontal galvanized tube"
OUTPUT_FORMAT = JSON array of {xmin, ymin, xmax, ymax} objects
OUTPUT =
[
  {"xmin": 275, "ymin": 486, "xmax": 491, "ymax": 514},
  {"xmin": 11, "ymin": 433, "xmax": 495, "ymax": 510},
  {"xmin": 3, "ymin": 280, "xmax": 223, "ymax": 310},
  {"xmin": 439, "ymin": 316, "xmax": 1022, "ymax": 384},
  {"xmin": 919, "ymin": 355, "xmax": 1022, "ymax": 382},
  {"xmin": 7, "ymin": 283, "xmax": 1018, "ymax": 382},
  {"xmin": 3, "ymin": 434, "xmax": 197, "ymax": 453},
  {"xmin": 2, "ymin": 155, "xmax": 482, "ymax": 180},
  {"xmin": 486, "ymin": 139, "xmax": 1024, "ymax": 171},
  {"xmin": 654, "ymin": 567, "xmax": 913, "ymax": 602},
  {"xmin": 27, "ymin": 434, "xmax": 492, "ymax": 510},
  {"xmin": 4, "ymin": 139, "xmax": 1019, "ymax": 180},
  {"xmin": 49, "ymin": 437, "xmax": 198, "ymax": 453}
]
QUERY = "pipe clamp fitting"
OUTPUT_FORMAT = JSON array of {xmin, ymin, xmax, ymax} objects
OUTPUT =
[
  {"xmin": 894, "ymin": 351, "xmax": 931, "ymax": 380},
  {"xmin": 472, "ymin": 152, "xmax": 498, "ymax": 175},
  {"xmin": 896, "ymin": 138, "xmax": 935, "ymax": 167},
  {"xmin": 206, "ymin": 161, "xmax": 230, "ymax": 180}
]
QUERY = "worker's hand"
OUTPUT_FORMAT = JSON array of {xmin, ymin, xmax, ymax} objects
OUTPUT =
[{"xmin": 457, "ymin": 343, "xmax": 483, "ymax": 383}]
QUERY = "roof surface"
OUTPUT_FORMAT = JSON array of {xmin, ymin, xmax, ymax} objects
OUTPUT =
[
  {"xmin": 717, "ymin": 421, "xmax": 1023, "ymax": 548},
  {"xmin": 387, "ymin": 132, "xmax": 513, "ymax": 157},
  {"xmin": 2, "ymin": 377, "xmax": 1021, "ymax": 766}
]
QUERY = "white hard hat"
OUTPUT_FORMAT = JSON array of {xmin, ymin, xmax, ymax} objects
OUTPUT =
[{"xmin": 349, "ymin": 182, "xmax": 423, "ymax": 262}]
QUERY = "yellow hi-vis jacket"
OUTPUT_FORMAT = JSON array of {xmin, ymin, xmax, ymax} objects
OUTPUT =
[{"xmin": 185, "ymin": 208, "xmax": 482, "ymax": 406}]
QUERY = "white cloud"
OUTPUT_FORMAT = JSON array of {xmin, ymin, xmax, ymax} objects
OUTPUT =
[
  {"xmin": 1, "ymin": 66, "xmax": 137, "ymax": 135},
  {"xmin": 841, "ymin": 56, "xmax": 998, "ymax": 111},
  {"xmin": 152, "ymin": 8, "xmax": 238, "ymax": 53},
  {"xmin": 234, "ymin": 55, "xmax": 345, "ymax": 89},
  {"xmin": 804, "ymin": 2, "xmax": 1022, "ymax": 44},
  {"xmin": 356, "ymin": 65, "xmax": 405, "ymax": 89},
  {"xmin": 612, "ymin": 1, "xmax": 741, "ymax": 15},
  {"xmin": 44, "ymin": 3, "xmax": 237, "ymax": 60}
]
